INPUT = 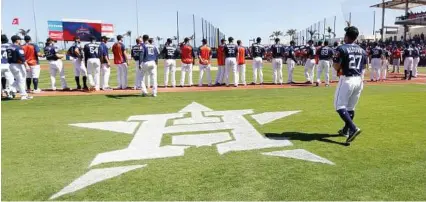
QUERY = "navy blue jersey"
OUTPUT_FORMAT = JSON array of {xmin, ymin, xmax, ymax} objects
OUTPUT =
[
  {"xmin": 99, "ymin": 42, "xmax": 109, "ymax": 64},
  {"xmin": 306, "ymin": 46, "xmax": 316, "ymax": 59},
  {"xmin": 84, "ymin": 43, "xmax": 101, "ymax": 59},
  {"xmin": 413, "ymin": 47, "xmax": 420, "ymax": 58},
  {"xmin": 68, "ymin": 43, "xmax": 83, "ymax": 58},
  {"xmin": 162, "ymin": 45, "xmax": 178, "ymax": 59},
  {"xmin": 131, "ymin": 44, "xmax": 142, "ymax": 61},
  {"xmin": 44, "ymin": 45, "xmax": 59, "ymax": 61},
  {"xmin": 404, "ymin": 47, "xmax": 414, "ymax": 57},
  {"xmin": 251, "ymin": 43, "xmax": 265, "ymax": 58},
  {"xmin": 335, "ymin": 44, "xmax": 367, "ymax": 77},
  {"xmin": 317, "ymin": 46, "xmax": 334, "ymax": 60},
  {"xmin": 286, "ymin": 46, "xmax": 296, "ymax": 60},
  {"xmin": 1, "ymin": 43, "xmax": 11, "ymax": 64},
  {"xmin": 6, "ymin": 44, "xmax": 26, "ymax": 64},
  {"xmin": 370, "ymin": 47, "xmax": 383, "ymax": 59},
  {"xmin": 271, "ymin": 44, "xmax": 284, "ymax": 58},
  {"xmin": 142, "ymin": 44, "xmax": 158, "ymax": 62},
  {"xmin": 224, "ymin": 43, "xmax": 238, "ymax": 58}
]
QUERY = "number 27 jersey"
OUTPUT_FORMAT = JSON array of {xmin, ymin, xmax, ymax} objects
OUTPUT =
[{"xmin": 334, "ymin": 44, "xmax": 367, "ymax": 77}]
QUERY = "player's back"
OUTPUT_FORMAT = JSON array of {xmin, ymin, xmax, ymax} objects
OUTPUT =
[
  {"xmin": 143, "ymin": 44, "xmax": 158, "ymax": 62},
  {"xmin": 7, "ymin": 44, "xmax": 25, "ymax": 64},
  {"xmin": 306, "ymin": 46, "xmax": 316, "ymax": 59},
  {"xmin": 217, "ymin": 44, "xmax": 225, "ymax": 65},
  {"xmin": 131, "ymin": 44, "xmax": 142, "ymax": 61},
  {"xmin": 180, "ymin": 44, "xmax": 193, "ymax": 64},
  {"xmin": 318, "ymin": 46, "xmax": 333, "ymax": 60},
  {"xmin": 370, "ymin": 47, "xmax": 383, "ymax": 58},
  {"xmin": 22, "ymin": 43, "xmax": 39, "ymax": 66},
  {"xmin": 271, "ymin": 44, "xmax": 283, "ymax": 58},
  {"xmin": 224, "ymin": 44, "xmax": 237, "ymax": 58},
  {"xmin": 112, "ymin": 42, "xmax": 126, "ymax": 64},
  {"xmin": 163, "ymin": 45, "xmax": 177, "ymax": 59},
  {"xmin": 251, "ymin": 43, "xmax": 264, "ymax": 58},
  {"xmin": 1, "ymin": 43, "xmax": 11, "ymax": 64},
  {"xmin": 84, "ymin": 43, "xmax": 100, "ymax": 58},
  {"xmin": 337, "ymin": 44, "xmax": 366, "ymax": 77},
  {"xmin": 404, "ymin": 47, "xmax": 414, "ymax": 57},
  {"xmin": 238, "ymin": 46, "xmax": 246, "ymax": 65},
  {"xmin": 199, "ymin": 45, "xmax": 211, "ymax": 65}
]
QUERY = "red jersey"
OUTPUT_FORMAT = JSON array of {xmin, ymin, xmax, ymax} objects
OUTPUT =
[
  {"xmin": 22, "ymin": 43, "xmax": 39, "ymax": 66},
  {"xmin": 112, "ymin": 42, "xmax": 127, "ymax": 64},
  {"xmin": 181, "ymin": 44, "xmax": 194, "ymax": 64},
  {"xmin": 198, "ymin": 45, "xmax": 211, "ymax": 65},
  {"xmin": 237, "ymin": 46, "xmax": 246, "ymax": 65},
  {"xmin": 217, "ymin": 44, "xmax": 225, "ymax": 66},
  {"xmin": 393, "ymin": 49, "xmax": 401, "ymax": 58}
]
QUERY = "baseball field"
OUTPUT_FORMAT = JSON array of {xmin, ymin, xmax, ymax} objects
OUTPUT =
[{"xmin": 2, "ymin": 60, "xmax": 426, "ymax": 201}]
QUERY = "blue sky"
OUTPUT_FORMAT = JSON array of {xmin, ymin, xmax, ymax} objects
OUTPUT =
[{"xmin": 1, "ymin": 0, "xmax": 424, "ymax": 46}]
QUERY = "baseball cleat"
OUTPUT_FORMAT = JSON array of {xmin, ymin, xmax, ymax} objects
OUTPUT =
[
  {"xmin": 251, "ymin": 82, "xmax": 256, "ymax": 85},
  {"xmin": 20, "ymin": 95, "xmax": 33, "ymax": 100},
  {"xmin": 141, "ymin": 93, "xmax": 148, "ymax": 97},
  {"xmin": 76, "ymin": 85, "xmax": 82, "ymax": 90},
  {"xmin": 152, "ymin": 94, "xmax": 157, "ymax": 97},
  {"xmin": 346, "ymin": 128, "xmax": 362, "ymax": 143},
  {"xmin": 338, "ymin": 128, "xmax": 349, "ymax": 137},
  {"xmin": 33, "ymin": 89, "xmax": 41, "ymax": 94},
  {"xmin": 52, "ymin": 87, "xmax": 57, "ymax": 91},
  {"xmin": 325, "ymin": 84, "xmax": 330, "ymax": 87},
  {"xmin": 305, "ymin": 81, "xmax": 312, "ymax": 84},
  {"xmin": 315, "ymin": 82, "xmax": 319, "ymax": 87},
  {"xmin": 63, "ymin": 87, "xmax": 71, "ymax": 91}
]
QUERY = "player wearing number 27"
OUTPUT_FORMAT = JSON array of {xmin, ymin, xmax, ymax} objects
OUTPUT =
[
  {"xmin": 333, "ymin": 26, "xmax": 365, "ymax": 144},
  {"xmin": 83, "ymin": 36, "xmax": 102, "ymax": 91}
]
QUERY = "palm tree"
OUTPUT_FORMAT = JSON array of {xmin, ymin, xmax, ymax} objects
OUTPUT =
[
  {"xmin": 327, "ymin": 27, "xmax": 336, "ymax": 39},
  {"xmin": 286, "ymin": 29, "xmax": 297, "ymax": 41},
  {"xmin": 156, "ymin": 36, "xmax": 163, "ymax": 45},
  {"xmin": 17, "ymin": 29, "xmax": 30, "ymax": 37},
  {"xmin": 271, "ymin": 31, "xmax": 283, "ymax": 39},
  {"xmin": 123, "ymin": 30, "xmax": 132, "ymax": 47},
  {"xmin": 308, "ymin": 30, "xmax": 317, "ymax": 40}
]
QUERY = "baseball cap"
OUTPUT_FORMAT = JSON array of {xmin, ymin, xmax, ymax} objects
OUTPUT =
[
  {"xmin": 202, "ymin": 38, "xmax": 207, "ymax": 43},
  {"xmin": 101, "ymin": 36, "xmax": 109, "ymax": 40},
  {"xmin": 344, "ymin": 26, "xmax": 359, "ymax": 40},
  {"xmin": 117, "ymin": 35, "xmax": 123, "ymax": 41},
  {"xmin": 11, "ymin": 35, "xmax": 21, "ymax": 42},
  {"xmin": 89, "ymin": 35, "xmax": 97, "ymax": 41},
  {"xmin": 46, "ymin": 37, "xmax": 57, "ymax": 42},
  {"xmin": 167, "ymin": 38, "xmax": 172, "ymax": 43},
  {"xmin": 184, "ymin": 37, "xmax": 190, "ymax": 42},
  {"xmin": 221, "ymin": 38, "xmax": 226, "ymax": 42},
  {"xmin": 290, "ymin": 40, "xmax": 295, "ymax": 45},
  {"xmin": 228, "ymin": 37, "xmax": 234, "ymax": 42},
  {"xmin": 256, "ymin": 37, "xmax": 262, "ymax": 42},
  {"xmin": 24, "ymin": 35, "xmax": 31, "ymax": 41}
]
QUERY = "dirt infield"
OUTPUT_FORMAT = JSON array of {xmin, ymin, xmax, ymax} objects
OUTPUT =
[{"xmin": 25, "ymin": 73, "xmax": 424, "ymax": 97}]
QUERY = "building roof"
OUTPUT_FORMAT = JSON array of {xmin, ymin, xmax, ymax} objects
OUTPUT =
[{"xmin": 370, "ymin": 0, "xmax": 426, "ymax": 10}]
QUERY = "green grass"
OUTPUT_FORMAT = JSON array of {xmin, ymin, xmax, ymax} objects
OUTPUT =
[{"xmin": 2, "ymin": 83, "xmax": 426, "ymax": 200}]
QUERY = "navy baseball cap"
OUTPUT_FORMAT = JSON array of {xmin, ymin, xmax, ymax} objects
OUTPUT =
[
  {"xmin": 89, "ymin": 35, "xmax": 97, "ymax": 41},
  {"xmin": 24, "ymin": 35, "xmax": 31, "ymax": 41},
  {"xmin": 117, "ymin": 35, "xmax": 123, "ymax": 41},
  {"xmin": 167, "ymin": 38, "xmax": 172, "ymax": 43},
  {"xmin": 11, "ymin": 35, "xmax": 21, "ymax": 42},
  {"xmin": 46, "ymin": 37, "xmax": 57, "ymax": 42}
]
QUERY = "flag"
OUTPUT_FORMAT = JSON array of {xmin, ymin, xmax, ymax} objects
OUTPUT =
[{"xmin": 12, "ymin": 18, "xmax": 19, "ymax": 25}]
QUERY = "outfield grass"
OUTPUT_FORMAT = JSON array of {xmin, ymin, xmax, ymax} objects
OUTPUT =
[{"xmin": 2, "ymin": 83, "xmax": 426, "ymax": 200}]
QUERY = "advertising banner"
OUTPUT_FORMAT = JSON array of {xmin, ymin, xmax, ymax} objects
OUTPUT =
[{"xmin": 62, "ymin": 22, "xmax": 102, "ymax": 41}]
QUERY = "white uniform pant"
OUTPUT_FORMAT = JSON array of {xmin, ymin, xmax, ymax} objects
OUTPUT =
[
  {"xmin": 304, "ymin": 59, "xmax": 316, "ymax": 82},
  {"xmin": 317, "ymin": 60, "xmax": 330, "ymax": 84},
  {"xmin": 370, "ymin": 58, "xmax": 382, "ymax": 81},
  {"xmin": 334, "ymin": 76, "xmax": 363, "ymax": 111},
  {"xmin": 392, "ymin": 59, "xmax": 400, "ymax": 72},
  {"xmin": 141, "ymin": 61, "xmax": 157, "ymax": 95},
  {"xmin": 116, "ymin": 63, "xmax": 128, "ymax": 89},
  {"xmin": 225, "ymin": 57, "xmax": 238, "ymax": 86},
  {"xmin": 215, "ymin": 65, "xmax": 225, "ymax": 84},
  {"xmin": 272, "ymin": 58, "xmax": 283, "ymax": 84},
  {"xmin": 237, "ymin": 64, "xmax": 246, "ymax": 85},
  {"xmin": 100, "ymin": 64, "xmax": 111, "ymax": 89},
  {"xmin": 1, "ymin": 64, "xmax": 14, "ymax": 92},
  {"xmin": 48, "ymin": 60, "xmax": 67, "ymax": 89},
  {"xmin": 180, "ymin": 63, "xmax": 193, "ymax": 86},
  {"xmin": 9, "ymin": 64, "xmax": 27, "ymax": 96},
  {"xmin": 134, "ymin": 60, "xmax": 142, "ymax": 88},
  {"xmin": 164, "ymin": 59, "xmax": 176, "ymax": 87},
  {"xmin": 26, "ymin": 65, "xmax": 40, "ymax": 79},
  {"xmin": 286, "ymin": 58, "xmax": 295, "ymax": 83},
  {"xmin": 73, "ymin": 58, "xmax": 87, "ymax": 77},
  {"xmin": 381, "ymin": 59, "xmax": 389, "ymax": 80},
  {"xmin": 404, "ymin": 57, "xmax": 413, "ymax": 71},
  {"xmin": 87, "ymin": 58, "xmax": 101, "ymax": 90},
  {"xmin": 413, "ymin": 57, "xmax": 419, "ymax": 77},
  {"xmin": 252, "ymin": 57, "xmax": 263, "ymax": 84},
  {"xmin": 199, "ymin": 64, "xmax": 212, "ymax": 86}
]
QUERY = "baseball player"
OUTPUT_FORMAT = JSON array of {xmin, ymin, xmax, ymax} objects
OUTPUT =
[
  {"xmin": 224, "ymin": 37, "xmax": 239, "ymax": 87},
  {"xmin": 316, "ymin": 40, "xmax": 334, "ymax": 87},
  {"xmin": 83, "ymin": 36, "xmax": 101, "ymax": 91},
  {"xmin": 369, "ymin": 42, "xmax": 383, "ymax": 82},
  {"xmin": 44, "ymin": 38, "xmax": 69, "ymax": 91},
  {"xmin": 271, "ymin": 38, "xmax": 284, "ymax": 85},
  {"xmin": 237, "ymin": 40, "xmax": 247, "ymax": 86},
  {"xmin": 22, "ymin": 36, "xmax": 42, "ymax": 93},
  {"xmin": 180, "ymin": 37, "xmax": 195, "ymax": 87},
  {"xmin": 413, "ymin": 43, "xmax": 420, "ymax": 78},
  {"xmin": 381, "ymin": 46, "xmax": 390, "ymax": 81},
  {"xmin": 333, "ymin": 26, "xmax": 365, "ymax": 144},
  {"xmin": 112, "ymin": 35, "xmax": 128, "ymax": 89},
  {"xmin": 198, "ymin": 39, "xmax": 212, "ymax": 86},
  {"xmin": 214, "ymin": 39, "xmax": 226, "ymax": 86},
  {"xmin": 141, "ymin": 35, "xmax": 151, "ymax": 88},
  {"xmin": 99, "ymin": 36, "xmax": 112, "ymax": 90},
  {"xmin": 139, "ymin": 38, "xmax": 158, "ymax": 97},
  {"xmin": 286, "ymin": 41, "xmax": 297, "ymax": 84},
  {"xmin": 67, "ymin": 36, "xmax": 88, "ymax": 90},
  {"xmin": 391, "ymin": 45, "xmax": 401, "ymax": 73},
  {"xmin": 331, "ymin": 41, "xmax": 339, "ymax": 82},
  {"xmin": 1, "ymin": 34, "xmax": 15, "ymax": 99},
  {"xmin": 304, "ymin": 40, "xmax": 316, "ymax": 84},
  {"xmin": 403, "ymin": 44, "xmax": 414, "ymax": 80},
  {"xmin": 6, "ymin": 35, "xmax": 32, "ymax": 100},
  {"xmin": 251, "ymin": 37, "xmax": 265, "ymax": 85},
  {"xmin": 162, "ymin": 38, "xmax": 178, "ymax": 87},
  {"xmin": 131, "ymin": 37, "xmax": 143, "ymax": 89}
]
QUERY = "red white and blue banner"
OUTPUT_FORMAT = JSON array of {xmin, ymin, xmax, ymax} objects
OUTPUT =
[
  {"xmin": 47, "ymin": 21, "xmax": 64, "ymax": 40},
  {"xmin": 62, "ymin": 22, "xmax": 102, "ymax": 42}
]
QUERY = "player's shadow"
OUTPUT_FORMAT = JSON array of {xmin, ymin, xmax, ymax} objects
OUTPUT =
[
  {"xmin": 105, "ymin": 94, "xmax": 143, "ymax": 99},
  {"xmin": 265, "ymin": 132, "xmax": 348, "ymax": 146}
]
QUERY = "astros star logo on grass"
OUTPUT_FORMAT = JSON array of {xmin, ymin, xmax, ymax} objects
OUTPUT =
[{"xmin": 50, "ymin": 102, "xmax": 334, "ymax": 200}]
